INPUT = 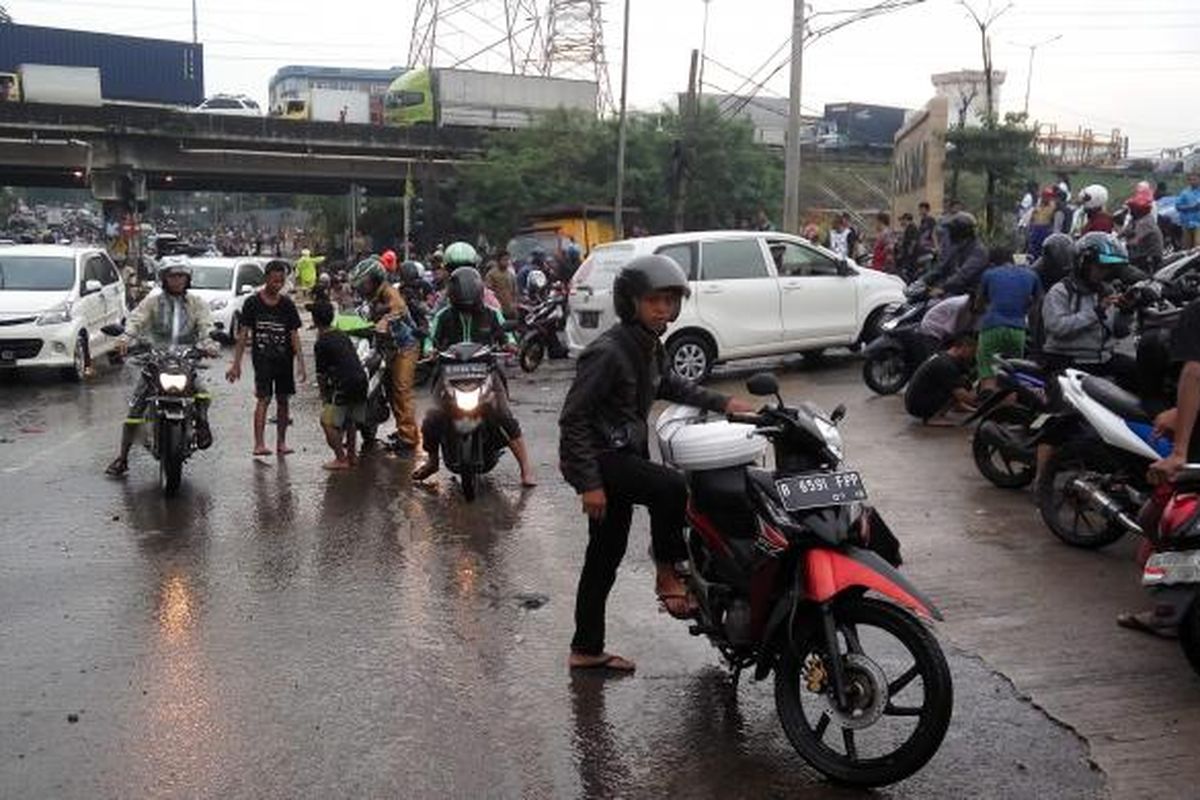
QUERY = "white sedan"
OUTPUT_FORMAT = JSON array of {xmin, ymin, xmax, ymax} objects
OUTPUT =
[
  {"xmin": 192, "ymin": 94, "xmax": 262, "ymax": 117},
  {"xmin": 183, "ymin": 257, "xmax": 267, "ymax": 339}
]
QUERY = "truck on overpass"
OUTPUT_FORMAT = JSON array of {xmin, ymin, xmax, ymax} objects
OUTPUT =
[{"xmin": 385, "ymin": 67, "xmax": 597, "ymax": 129}]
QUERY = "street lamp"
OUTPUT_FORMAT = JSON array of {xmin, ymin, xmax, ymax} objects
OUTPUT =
[{"xmin": 1013, "ymin": 34, "xmax": 1062, "ymax": 116}]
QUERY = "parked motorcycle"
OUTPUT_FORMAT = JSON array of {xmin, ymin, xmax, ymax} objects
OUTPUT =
[
  {"xmin": 861, "ymin": 282, "xmax": 936, "ymax": 396},
  {"xmin": 103, "ymin": 323, "xmax": 219, "ymax": 497},
  {"xmin": 1142, "ymin": 466, "xmax": 1200, "ymax": 676},
  {"xmin": 434, "ymin": 342, "xmax": 507, "ymax": 501},
  {"xmin": 1036, "ymin": 368, "xmax": 1169, "ymax": 548},
  {"xmin": 517, "ymin": 286, "xmax": 568, "ymax": 373},
  {"xmin": 655, "ymin": 372, "xmax": 952, "ymax": 787},
  {"xmin": 965, "ymin": 358, "xmax": 1062, "ymax": 489}
]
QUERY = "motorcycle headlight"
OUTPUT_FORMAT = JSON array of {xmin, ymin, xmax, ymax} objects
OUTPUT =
[
  {"xmin": 453, "ymin": 386, "xmax": 482, "ymax": 412},
  {"xmin": 36, "ymin": 302, "xmax": 72, "ymax": 326},
  {"xmin": 159, "ymin": 372, "xmax": 189, "ymax": 393},
  {"xmin": 880, "ymin": 318, "xmax": 899, "ymax": 332},
  {"xmin": 815, "ymin": 417, "xmax": 844, "ymax": 461},
  {"xmin": 209, "ymin": 298, "xmax": 229, "ymax": 310}
]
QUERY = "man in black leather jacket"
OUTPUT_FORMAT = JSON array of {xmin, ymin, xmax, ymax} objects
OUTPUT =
[{"xmin": 559, "ymin": 254, "xmax": 752, "ymax": 672}]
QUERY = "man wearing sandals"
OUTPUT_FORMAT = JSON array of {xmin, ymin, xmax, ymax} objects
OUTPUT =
[{"xmin": 559, "ymin": 255, "xmax": 753, "ymax": 673}]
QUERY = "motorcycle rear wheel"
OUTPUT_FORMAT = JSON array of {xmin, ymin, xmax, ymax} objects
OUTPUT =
[
  {"xmin": 1179, "ymin": 602, "xmax": 1200, "ymax": 678},
  {"xmin": 1036, "ymin": 440, "xmax": 1127, "ymax": 548},
  {"xmin": 862, "ymin": 352, "xmax": 910, "ymax": 396},
  {"xmin": 972, "ymin": 405, "xmax": 1036, "ymax": 489},
  {"xmin": 774, "ymin": 598, "xmax": 952, "ymax": 787}
]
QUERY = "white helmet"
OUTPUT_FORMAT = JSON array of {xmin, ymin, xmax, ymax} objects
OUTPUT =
[
  {"xmin": 1078, "ymin": 184, "xmax": 1109, "ymax": 211},
  {"xmin": 527, "ymin": 269, "xmax": 548, "ymax": 292}
]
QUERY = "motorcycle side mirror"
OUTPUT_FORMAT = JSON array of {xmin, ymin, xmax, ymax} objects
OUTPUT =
[
  {"xmin": 747, "ymin": 373, "xmax": 779, "ymax": 398},
  {"xmin": 830, "ymin": 404, "xmax": 847, "ymax": 425},
  {"xmin": 101, "ymin": 324, "xmax": 125, "ymax": 337}
]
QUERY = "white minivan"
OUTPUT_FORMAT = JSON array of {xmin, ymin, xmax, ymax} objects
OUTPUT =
[
  {"xmin": 182, "ymin": 256, "xmax": 268, "ymax": 340},
  {"xmin": 0, "ymin": 244, "xmax": 127, "ymax": 380},
  {"xmin": 566, "ymin": 230, "xmax": 905, "ymax": 382}
]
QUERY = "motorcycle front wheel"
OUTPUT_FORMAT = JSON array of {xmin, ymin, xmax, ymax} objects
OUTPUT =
[
  {"xmin": 158, "ymin": 422, "xmax": 186, "ymax": 497},
  {"xmin": 972, "ymin": 405, "xmax": 1036, "ymax": 489},
  {"xmin": 862, "ymin": 352, "xmax": 911, "ymax": 396},
  {"xmin": 774, "ymin": 598, "xmax": 952, "ymax": 788},
  {"xmin": 519, "ymin": 337, "xmax": 546, "ymax": 373}
]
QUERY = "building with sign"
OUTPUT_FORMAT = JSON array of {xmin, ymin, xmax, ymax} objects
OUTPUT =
[{"xmin": 892, "ymin": 96, "xmax": 949, "ymax": 219}]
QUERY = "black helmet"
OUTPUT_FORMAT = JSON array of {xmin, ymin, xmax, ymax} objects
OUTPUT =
[
  {"xmin": 613, "ymin": 254, "xmax": 690, "ymax": 324},
  {"xmin": 946, "ymin": 211, "xmax": 977, "ymax": 242},
  {"xmin": 399, "ymin": 260, "xmax": 423, "ymax": 286},
  {"xmin": 447, "ymin": 266, "xmax": 484, "ymax": 311},
  {"xmin": 1041, "ymin": 233, "xmax": 1074, "ymax": 271},
  {"xmin": 1074, "ymin": 232, "xmax": 1129, "ymax": 269}
]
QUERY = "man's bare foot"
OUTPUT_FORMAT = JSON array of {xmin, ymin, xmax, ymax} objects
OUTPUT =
[
  {"xmin": 655, "ymin": 567, "xmax": 698, "ymax": 619},
  {"xmin": 923, "ymin": 417, "xmax": 956, "ymax": 428},
  {"xmin": 347, "ymin": 451, "xmax": 358, "ymax": 467},
  {"xmin": 520, "ymin": 470, "xmax": 538, "ymax": 488},
  {"xmin": 252, "ymin": 446, "xmax": 272, "ymax": 456},
  {"xmin": 568, "ymin": 652, "xmax": 635, "ymax": 672},
  {"xmin": 322, "ymin": 458, "xmax": 351, "ymax": 471},
  {"xmin": 277, "ymin": 445, "xmax": 294, "ymax": 456}
]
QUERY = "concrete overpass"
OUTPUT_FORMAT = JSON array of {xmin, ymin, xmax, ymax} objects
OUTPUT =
[{"xmin": 0, "ymin": 102, "xmax": 485, "ymax": 198}]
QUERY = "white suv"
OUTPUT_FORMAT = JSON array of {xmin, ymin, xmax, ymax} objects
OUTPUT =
[
  {"xmin": 174, "ymin": 256, "xmax": 267, "ymax": 340},
  {"xmin": 566, "ymin": 230, "xmax": 905, "ymax": 382},
  {"xmin": 0, "ymin": 244, "xmax": 127, "ymax": 380}
]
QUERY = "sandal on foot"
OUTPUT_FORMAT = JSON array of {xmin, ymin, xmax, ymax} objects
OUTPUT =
[
  {"xmin": 104, "ymin": 458, "xmax": 128, "ymax": 477},
  {"xmin": 1117, "ymin": 611, "xmax": 1177, "ymax": 639},
  {"xmin": 568, "ymin": 653, "xmax": 636, "ymax": 672},
  {"xmin": 657, "ymin": 591, "xmax": 699, "ymax": 620}
]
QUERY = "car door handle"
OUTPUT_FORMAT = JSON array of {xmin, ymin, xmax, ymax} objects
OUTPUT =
[
  {"xmin": 701, "ymin": 286, "xmax": 724, "ymax": 294},
  {"xmin": 783, "ymin": 282, "xmax": 804, "ymax": 292}
]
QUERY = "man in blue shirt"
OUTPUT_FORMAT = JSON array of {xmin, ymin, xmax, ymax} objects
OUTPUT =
[
  {"xmin": 1176, "ymin": 171, "xmax": 1200, "ymax": 251},
  {"xmin": 977, "ymin": 245, "xmax": 1041, "ymax": 392}
]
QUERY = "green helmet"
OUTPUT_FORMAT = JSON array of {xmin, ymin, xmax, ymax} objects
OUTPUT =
[
  {"xmin": 443, "ymin": 241, "xmax": 479, "ymax": 268},
  {"xmin": 349, "ymin": 257, "xmax": 386, "ymax": 294}
]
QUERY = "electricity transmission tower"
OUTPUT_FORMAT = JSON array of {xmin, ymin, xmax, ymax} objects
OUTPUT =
[{"xmin": 407, "ymin": 0, "xmax": 614, "ymax": 111}]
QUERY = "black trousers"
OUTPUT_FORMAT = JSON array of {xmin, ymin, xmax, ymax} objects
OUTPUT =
[{"xmin": 570, "ymin": 451, "xmax": 689, "ymax": 656}]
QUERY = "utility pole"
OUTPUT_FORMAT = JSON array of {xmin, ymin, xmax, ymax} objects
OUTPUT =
[
  {"xmin": 191, "ymin": 0, "xmax": 198, "ymax": 44},
  {"xmin": 402, "ymin": 168, "xmax": 413, "ymax": 260},
  {"xmin": 673, "ymin": 49, "xmax": 699, "ymax": 232},
  {"xmin": 697, "ymin": 0, "xmax": 712, "ymax": 97},
  {"xmin": 782, "ymin": 0, "xmax": 805, "ymax": 235},
  {"xmin": 613, "ymin": 0, "xmax": 631, "ymax": 238},
  {"xmin": 1016, "ymin": 34, "xmax": 1062, "ymax": 116}
]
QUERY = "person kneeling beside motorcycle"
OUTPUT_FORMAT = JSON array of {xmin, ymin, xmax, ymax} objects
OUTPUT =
[
  {"xmin": 105, "ymin": 261, "xmax": 215, "ymax": 476},
  {"xmin": 559, "ymin": 255, "xmax": 755, "ymax": 672},
  {"xmin": 411, "ymin": 267, "xmax": 537, "ymax": 486}
]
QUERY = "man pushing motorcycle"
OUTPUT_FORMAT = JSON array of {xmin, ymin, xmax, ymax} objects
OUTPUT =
[
  {"xmin": 105, "ymin": 259, "xmax": 215, "ymax": 476},
  {"xmin": 559, "ymin": 255, "xmax": 754, "ymax": 672}
]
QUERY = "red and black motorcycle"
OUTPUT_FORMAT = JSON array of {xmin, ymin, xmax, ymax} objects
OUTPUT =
[{"xmin": 656, "ymin": 373, "xmax": 952, "ymax": 787}]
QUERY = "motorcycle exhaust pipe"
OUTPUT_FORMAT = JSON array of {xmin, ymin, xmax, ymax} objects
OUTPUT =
[{"xmin": 1065, "ymin": 477, "xmax": 1144, "ymax": 536}]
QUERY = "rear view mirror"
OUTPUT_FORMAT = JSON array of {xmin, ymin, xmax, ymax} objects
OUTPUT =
[
  {"xmin": 747, "ymin": 373, "xmax": 779, "ymax": 397},
  {"xmin": 83, "ymin": 279, "xmax": 103, "ymax": 295},
  {"xmin": 830, "ymin": 404, "xmax": 847, "ymax": 424},
  {"xmin": 239, "ymin": 284, "xmax": 255, "ymax": 295},
  {"xmin": 101, "ymin": 324, "xmax": 125, "ymax": 337}
]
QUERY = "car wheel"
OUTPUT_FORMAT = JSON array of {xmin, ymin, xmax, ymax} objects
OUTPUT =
[
  {"xmin": 228, "ymin": 312, "xmax": 240, "ymax": 342},
  {"xmin": 63, "ymin": 332, "xmax": 89, "ymax": 382},
  {"xmin": 667, "ymin": 334, "xmax": 714, "ymax": 383}
]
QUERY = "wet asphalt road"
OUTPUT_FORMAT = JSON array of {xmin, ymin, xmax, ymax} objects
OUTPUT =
[{"xmin": 0, "ymin": 348, "xmax": 1113, "ymax": 799}]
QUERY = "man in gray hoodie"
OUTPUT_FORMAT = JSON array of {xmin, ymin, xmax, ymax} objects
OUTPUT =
[{"xmin": 1040, "ymin": 232, "xmax": 1136, "ymax": 387}]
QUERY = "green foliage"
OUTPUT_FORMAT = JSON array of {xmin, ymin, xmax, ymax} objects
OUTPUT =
[
  {"xmin": 453, "ymin": 106, "xmax": 784, "ymax": 243},
  {"xmin": 297, "ymin": 195, "xmax": 347, "ymax": 252},
  {"xmin": 945, "ymin": 112, "xmax": 1040, "ymax": 237}
]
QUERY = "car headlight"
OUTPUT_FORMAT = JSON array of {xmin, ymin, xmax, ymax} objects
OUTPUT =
[
  {"xmin": 453, "ymin": 386, "xmax": 482, "ymax": 412},
  {"xmin": 815, "ymin": 417, "xmax": 844, "ymax": 461},
  {"xmin": 159, "ymin": 373, "xmax": 189, "ymax": 393},
  {"xmin": 209, "ymin": 298, "xmax": 229, "ymax": 310},
  {"xmin": 36, "ymin": 302, "xmax": 72, "ymax": 326}
]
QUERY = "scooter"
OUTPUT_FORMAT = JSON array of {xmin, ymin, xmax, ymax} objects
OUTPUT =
[
  {"xmin": 965, "ymin": 357, "xmax": 1063, "ymax": 489},
  {"xmin": 861, "ymin": 281, "xmax": 936, "ymax": 396},
  {"xmin": 654, "ymin": 372, "xmax": 952, "ymax": 788},
  {"xmin": 1036, "ymin": 368, "xmax": 1169, "ymax": 548},
  {"xmin": 1142, "ymin": 466, "xmax": 1200, "ymax": 676},
  {"xmin": 435, "ymin": 342, "xmax": 507, "ymax": 501}
]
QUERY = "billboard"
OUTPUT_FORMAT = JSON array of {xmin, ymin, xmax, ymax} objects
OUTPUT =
[{"xmin": 892, "ymin": 97, "xmax": 949, "ymax": 220}]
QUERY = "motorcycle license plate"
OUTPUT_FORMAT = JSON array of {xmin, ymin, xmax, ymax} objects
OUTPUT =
[
  {"xmin": 442, "ymin": 363, "xmax": 489, "ymax": 379},
  {"xmin": 775, "ymin": 471, "xmax": 867, "ymax": 511}
]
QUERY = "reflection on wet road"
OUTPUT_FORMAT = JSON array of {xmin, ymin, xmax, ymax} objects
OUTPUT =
[{"xmin": 0, "ymin": 356, "xmax": 1104, "ymax": 798}]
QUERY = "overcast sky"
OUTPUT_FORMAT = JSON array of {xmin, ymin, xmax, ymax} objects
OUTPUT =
[{"xmin": 9, "ymin": 0, "xmax": 1199, "ymax": 153}]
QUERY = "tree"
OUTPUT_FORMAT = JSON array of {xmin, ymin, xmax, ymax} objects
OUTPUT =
[
  {"xmin": 0, "ymin": 6, "xmax": 11, "ymax": 23},
  {"xmin": 944, "ymin": 112, "xmax": 1040, "ymax": 240},
  {"xmin": 453, "ymin": 106, "xmax": 783, "ymax": 245}
]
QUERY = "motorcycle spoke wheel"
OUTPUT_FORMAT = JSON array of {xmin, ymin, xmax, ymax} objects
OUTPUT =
[{"xmin": 774, "ymin": 599, "xmax": 952, "ymax": 787}]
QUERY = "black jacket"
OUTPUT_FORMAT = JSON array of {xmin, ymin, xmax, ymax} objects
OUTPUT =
[{"xmin": 559, "ymin": 323, "xmax": 729, "ymax": 493}]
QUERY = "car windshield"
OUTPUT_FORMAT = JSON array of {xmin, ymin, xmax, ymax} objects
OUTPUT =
[
  {"xmin": 190, "ymin": 265, "xmax": 233, "ymax": 290},
  {"xmin": 0, "ymin": 256, "xmax": 75, "ymax": 291}
]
